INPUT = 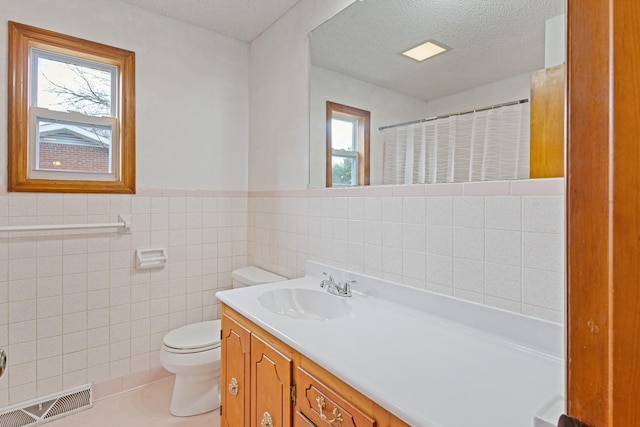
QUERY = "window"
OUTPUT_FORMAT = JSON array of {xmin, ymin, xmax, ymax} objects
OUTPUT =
[
  {"xmin": 326, "ymin": 102, "xmax": 370, "ymax": 187},
  {"xmin": 8, "ymin": 21, "xmax": 135, "ymax": 193}
]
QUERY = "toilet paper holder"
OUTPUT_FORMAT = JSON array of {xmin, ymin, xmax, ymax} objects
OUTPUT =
[{"xmin": 135, "ymin": 248, "xmax": 168, "ymax": 269}]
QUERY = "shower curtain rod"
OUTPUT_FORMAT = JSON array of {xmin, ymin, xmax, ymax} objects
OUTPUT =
[{"xmin": 378, "ymin": 98, "xmax": 529, "ymax": 131}]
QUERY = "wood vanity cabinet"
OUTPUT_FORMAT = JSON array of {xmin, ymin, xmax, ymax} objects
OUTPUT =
[
  {"xmin": 220, "ymin": 304, "xmax": 410, "ymax": 427},
  {"xmin": 221, "ymin": 310, "xmax": 295, "ymax": 427}
]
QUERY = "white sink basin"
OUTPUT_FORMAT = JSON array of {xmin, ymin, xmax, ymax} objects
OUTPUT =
[{"xmin": 258, "ymin": 288, "xmax": 352, "ymax": 320}]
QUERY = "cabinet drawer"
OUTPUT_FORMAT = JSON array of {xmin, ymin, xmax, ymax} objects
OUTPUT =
[
  {"xmin": 294, "ymin": 411, "xmax": 318, "ymax": 427},
  {"xmin": 297, "ymin": 367, "xmax": 375, "ymax": 427}
]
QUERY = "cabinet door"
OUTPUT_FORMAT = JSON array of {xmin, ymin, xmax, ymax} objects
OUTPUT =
[
  {"xmin": 530, "ymin": 63, "xmax": 565, "ymax": 178},
  {"xmin": 251, "ymin": 334, "xmax": 292, "ymax": 427},
  {"xmin": 221, "ymin": 314, "xmax": 251, "ymax": 427}
]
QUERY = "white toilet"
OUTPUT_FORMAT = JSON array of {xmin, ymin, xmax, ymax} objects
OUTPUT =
[{"xmin": 159, "ymin": 266, "xmax": 286, "ymax": 417}]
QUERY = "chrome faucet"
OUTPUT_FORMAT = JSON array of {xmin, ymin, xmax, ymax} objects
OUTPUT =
[{"xmin": 320, "ymin": 272, "xmax": 353, "ymax": 297}]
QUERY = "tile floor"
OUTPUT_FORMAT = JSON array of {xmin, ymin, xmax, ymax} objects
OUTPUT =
[{"xmin": 46, "ymin": 377, "xmax": 219, "ymax": 427}]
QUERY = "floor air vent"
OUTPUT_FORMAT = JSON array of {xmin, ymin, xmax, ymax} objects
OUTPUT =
[{"xmin": 0, "ymin": 384, "xmax": 92, "ymax": 426}]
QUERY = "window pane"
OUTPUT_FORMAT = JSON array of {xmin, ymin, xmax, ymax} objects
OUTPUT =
[
  {"xmin": 35, "ymin": 54, "xmax": 114, "ymax": 117},
  {"xmin": 331, "ymin": 118, "xmax": 356, "ymax": 151},
  {"xmin": 332, "ymin": 156, "xmax": 356, "ymax": 186},
  {"xmin": 36, "ymin": 118, "xmax": 112, "ymax": 173}
]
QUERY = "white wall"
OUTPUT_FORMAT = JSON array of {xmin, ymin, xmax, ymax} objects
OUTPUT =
[
  {"xmin": 421, "ymin": 73, "xmax": 531, "ymax": 118},
  {"xmin": 545, "ymin": 14, "xmax": 566, "ymax": 68},
  {"xmin": 0, "ymin": 0, "xmax": 250, "ymax": 191},
  {"xmin": 248, "ymin": 0, "xmax": 354, "ymax": 191}
]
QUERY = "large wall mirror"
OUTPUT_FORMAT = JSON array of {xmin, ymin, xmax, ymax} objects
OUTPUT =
[{"xmin": 309, "ymin": 0, "xmax": 565, "ymax": 188}]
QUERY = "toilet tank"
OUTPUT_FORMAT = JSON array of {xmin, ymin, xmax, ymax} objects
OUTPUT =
[{"xmin": 231, "ymin": 266, "xmax": 286, "ymax": 288}]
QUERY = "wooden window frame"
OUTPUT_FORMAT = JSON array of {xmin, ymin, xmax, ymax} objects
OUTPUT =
[
  {"xmin": 326, "ymin": 101, "xmax": 370, "ymax": 187},
  {"xmin": 8, "ymin": 21, "xmax": 135, "ymax": 193}
]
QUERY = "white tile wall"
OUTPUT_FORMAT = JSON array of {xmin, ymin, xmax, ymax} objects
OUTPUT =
[
  {"xmin": 0, "ymin": 190, "xmax": 247, "ymax": 408},
  {"xmin": 1, "ymin": 179, "xmax": 565, "ymax": 409},
  {"xmin": 248, "ymin": 179, "xmax": 566, "ymax": 326}
]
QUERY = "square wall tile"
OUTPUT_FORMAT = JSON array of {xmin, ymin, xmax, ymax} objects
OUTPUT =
[
  {"xmin": 523, "ymin": 232, "xmax": 564, "ymax": 272},
  {"xmin": 485, "ymin": 196, "xmax": 522, "ymax": 230},
  {"xmin": 454, "ymin": 197, "xmax": 484, "ymax": 228},
  {"xmin": 364, "ymin": 197, "xmax": 383, "ymax": 221},
  {"xmin": 382, "ymin": 247, "xmax": 403, "ymax": 275},
  {"xmin": 403, "ymin": 251, "xmax": 426, "ymax": 280},
  {"xmin": 485, "ymin": 229, "xmax": 522, "ymax": 267},
  {"xmin": 8, "ymin": 279, "xmax": 36, "ymax": 302},
  {"xmin": 10, "ymin": 300, "xmax": 36, "ymax": 323},
  {"xmin": 485, "ymin": 263, "xmax": 522, "ymax": 301},
  {"xmin": 382, "ymin": 222, "xmax": 403, "ymax": 249},
  {"xmin": 523, "ymin": 268, "xmax": 565, "ymax": 311},
  {"xmin": 402, "ymin": 197, "xmax": 426, "ymax": 225},
  {"xmin": 9, "ymin": 195, "xmax": 37, "ymax": 217},
  {"xmin": 348, "ymin": 198, "xmax": 364, "ymax": 220},
  {"xmin": 523, "ymin": 196, "xmax": 565, "ymax": 233},
  {"xmin": 364, "ymin": 221, "xmax": 382, "ymax": 246},
  {"xmin": 37, "ymin": 196, "xmax": 64, "ymax": 216},
  {"xmin": 426, "ymin": 254, "xmax": 453, "ymax": 286},
  {"xmin": 382, "ymin": 197, "xmax": 403, "ymax": 223},
  {"xmin": 454, "ymin": 227, "xmax": 484, "ymax": 261},
  {"xmin": 453, "ymin": 258, "xmax": 484, "ymax": 293},
  {"xmin": 403, "ymin": 224, "xmax": 426, "ymax": 252},
  {"xmin": 426, "ymin": 226, "xmax": 453, "ymax": 256},
  {"xmin": 363, "ymin": 245, "xmax": 383, "ymax": 272},
  {"xmin": 426, "ymin": 197, "xmax": 453, "ymax": 226},
  {"xmin": 9, "ymin": 320, "xmax": 36, "ymax": 344}
]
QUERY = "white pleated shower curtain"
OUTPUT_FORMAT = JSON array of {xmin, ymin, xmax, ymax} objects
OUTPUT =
[{"xmin": 382, "ymin": 102, "xmax": 530, "ymax": 185}]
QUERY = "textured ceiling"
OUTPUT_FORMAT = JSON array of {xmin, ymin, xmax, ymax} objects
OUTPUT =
[
  {"xmin": 311, "ymin": 0, "xmax": 565, "ymax": 102},
  {"xmin": 118, "ymin": 0, "xmax": 301, "ymax": 41}
]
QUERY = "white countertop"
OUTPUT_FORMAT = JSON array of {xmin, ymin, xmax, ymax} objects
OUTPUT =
[{"xmin": 216, "ymin": 262, "xmax": 565, "ymax": 427}]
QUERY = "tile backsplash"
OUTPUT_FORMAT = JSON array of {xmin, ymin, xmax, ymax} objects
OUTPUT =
[
  {"xmin": 248, "ymin": 179, "xmax": 565, "ymax": 324},
  {"xmin": 0, "ymin": 179, "xmax": 564, "ymax": 409}
]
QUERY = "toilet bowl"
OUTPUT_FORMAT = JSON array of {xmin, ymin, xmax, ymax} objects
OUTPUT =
[
  {"xmin": 159, "ymin": 266, "xmax": 286, "ymax": 417},
  {"xmin": 159, "ymin": 320, "xmax": 222, "ymax": 416}
]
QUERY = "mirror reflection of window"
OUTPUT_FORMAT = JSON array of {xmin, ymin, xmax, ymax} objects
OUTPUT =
[
  {"xmin": 331, "ymin": 117, "xmax": 358, "ymax": 186},
  {"xmin": 326, "ymin": 102, "xmax": 370, "ymax": 187}
]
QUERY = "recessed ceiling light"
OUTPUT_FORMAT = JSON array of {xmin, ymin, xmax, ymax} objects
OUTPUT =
[{"xmin": 402, "ymin": 40, "xmax": 449, "ymax": 62}]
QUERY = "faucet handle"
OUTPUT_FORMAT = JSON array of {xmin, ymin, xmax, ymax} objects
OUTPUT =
[
  {"xmin": 320, "ymin": 272, "xmax": 333, "ymax": 288},
  {"xmin": 342, "ymin": 280, "xmax": 356, "ymax": 296}
]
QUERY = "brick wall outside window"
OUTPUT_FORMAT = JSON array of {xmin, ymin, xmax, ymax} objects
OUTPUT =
[{"xmin": 38, "ymin": 142, "xmax": 109, "ymax": 172}]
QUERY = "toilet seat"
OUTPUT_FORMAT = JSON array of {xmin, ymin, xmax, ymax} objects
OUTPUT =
[{"xmin": 163, "ymin": 320, "xmax": 221, "ymax": 354}]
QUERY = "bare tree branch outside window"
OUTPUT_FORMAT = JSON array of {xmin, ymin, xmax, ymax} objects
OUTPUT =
[{"xmin": 38, "ymin": 60, "xmax": 114, "ymax": 147}]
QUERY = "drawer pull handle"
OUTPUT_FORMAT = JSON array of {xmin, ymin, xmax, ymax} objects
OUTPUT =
[
  {"xmin": 228, "ymin": 378, "xmax": 239, "ymax": 397},
  {"xmin": 316, "ymin": 396, "xmax": 344, "ymax": 424},
  {"xmin": 260, "ymin": 411, "xmax": 273, "ymax": 427}
]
